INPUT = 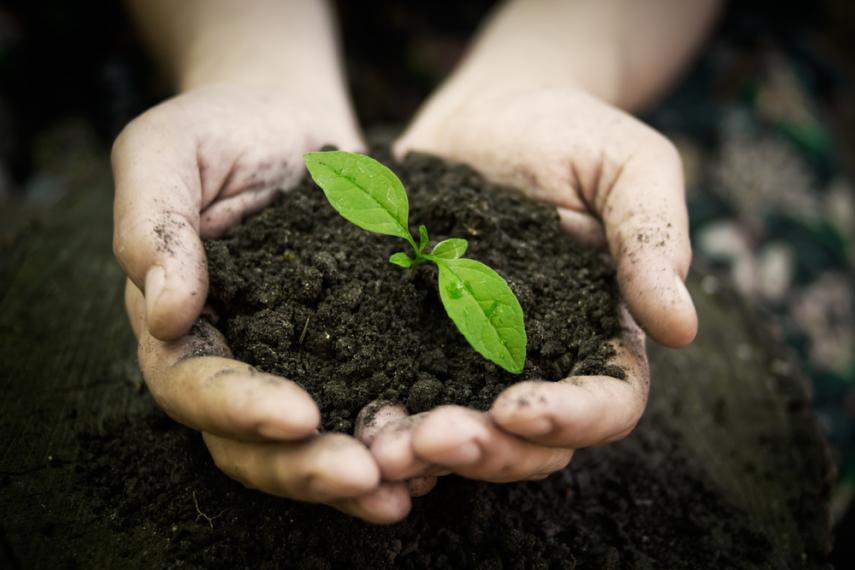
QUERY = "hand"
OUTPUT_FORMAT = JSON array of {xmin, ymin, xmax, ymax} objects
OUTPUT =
[
  {"xmin": 368, "ymin": 83, "xmax": 689, "ymax": 485},
  {"xmin": 112, "ymin": 83, "xmax": 362, "ymax": 340},
  {"xmin": 113, "ymin": 84, "xmax": 411, "ymax": 523},
  {"xmin": 397, "ymin": 84, "xmax": 696, "ymax": 344},
  {"xmin": 124, "ymin": 282, "xmax": 412, "ymax": 523}
]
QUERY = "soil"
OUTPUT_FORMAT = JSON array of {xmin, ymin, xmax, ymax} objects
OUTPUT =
[
  {"xmin": 205, "ymin": 149, "xmax": 623, "ymax": 431},
  {"xmin": 1, "ymin": 154, "xmax": 829, "ymax": 567},
  {"xmin": 76, "ymin": 405, "xmax": 769, "ymax": 569},
  {"xmin": 0, "ymin": 4, "xmax": 835, "ymax": 564}
]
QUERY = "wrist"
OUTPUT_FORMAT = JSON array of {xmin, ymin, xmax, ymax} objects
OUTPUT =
[
  {"xmin": 401, "ymin": 69, "xmax": 588, "ymax": 154},
  {"xmin": 178, "ymin": 50, "xmax": 350, "ymax": 112},
  {"xmin": 452, "ymin": 0, "xmax": 624, "ymax": 104},
  {"xmin": 169, "ymin": 0, "xmax": 356, "ymax": 130},
  {"xmin": 450, "ymin": 49, "xmax": 620, "ymax": 108},
  {"xmin": 177, "ymin": 47, "xmax": 362, "ymax": 148}
]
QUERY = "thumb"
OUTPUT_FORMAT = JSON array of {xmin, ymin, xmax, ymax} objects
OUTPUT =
[
  {"xmin": 111, "ymin": 121, "xmax": 207, "ymax": 341},
  {"xmin": 598, "ymin": 135, "xmax": 697, "ymax": 347}
]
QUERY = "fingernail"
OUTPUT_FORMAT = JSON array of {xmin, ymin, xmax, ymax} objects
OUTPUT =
[
  {"xmin": 144, "ymin": 265, "xmax": 166, "ymax": 320},
  {"xmin": 672, "ymin": 271, "xmax": 697, "ymax": 317},
  {"xmin": 674, "ymin": 273, "xmax": 693, "ymax": 307},
  {"xmin": 671, "ymin": 272, "xmax": 698, "ymax": 345}
]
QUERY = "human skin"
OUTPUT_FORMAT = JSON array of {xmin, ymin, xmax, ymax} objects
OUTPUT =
[
  {"xmin": 114, "ymin": 0, "xmax": 414, "ymax": 523},
  {"xmin": 113, "ymin": 0, "xmax": 719, "ymax": 523},
  {"xmin": 369, "ymin": 0, "xmax": 721, "ymax": 494}
]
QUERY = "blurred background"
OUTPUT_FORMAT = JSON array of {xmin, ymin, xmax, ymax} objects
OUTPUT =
[{"xmin": 1, "ymin": 0, "xmax": 853, "ymax": 562}]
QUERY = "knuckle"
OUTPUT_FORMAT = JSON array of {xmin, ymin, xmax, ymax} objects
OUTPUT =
[
  {"xmin": 112, "ymin": 102, "xmax": 180, "ymax": 166},
  {"xmin": 110, "ymin": 125, "xmax": 131, "ymax": 166},
  {"xmin": 111, "ymin": 115, "xmax": 148, "ymax": 165},
  {"xmin": 646, "ymin": 131, "xmax": 682, "ymax": 170}
]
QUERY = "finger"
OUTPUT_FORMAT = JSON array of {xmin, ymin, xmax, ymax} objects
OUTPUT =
[
  {"xmin": 333, "ymin": 482, "xmax": 412, "ymax": 524},
  {"xmin": 357, "ymin": 404, "xmax": 440, "ymax": 498},
  {"xmin": 204, "ymin": 432, "xmax": 379, "ymax": 503},
  {"xmin": 354, "ymin": 401, "xmax": 408, "ymax": 446},
  {"xmin": 154, "ymin": 356, "xmax": 321, "ymax": 441},
  {"xmin": 491, "ymin": 305, "xmax": 649, "ymax": 447},
  {"xmin": 199, "ymin": 186, "xmax": 280, "ymax": 239},
  {"xmin": 411, "ymin": 406, "xmax": 573, "ymax": 483},
  {"xmin": 556, "ymin": 207, "xmax": 607, "ymax": 249},
  {"xmin": 594, "ymin": 133, "xmax": 697, "ymax": 347},
  {"xmin": 128, "ymin": 281, "xmax": 319, "ymax": 441},
  {"xmin": 112, "ymin": 117, "xmax": 208, "ymax": 340},
  {"xmin": 369, "ymin": 414, "xmax": 437, "ymax": 480}
]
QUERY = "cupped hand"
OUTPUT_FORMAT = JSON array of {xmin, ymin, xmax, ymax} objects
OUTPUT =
[
  {"xmin": 113, "ymin": 83, "xmax": 412, "ymax": 523},
  {"xmin": 396, "ymin": 84, "xmax": 696, "ymax": 345},
  {"xmin": 125, "ymin": 281, "xmax": 412, "ymax": 523},
  {"xmin": 112, "ymin": 82, "xmax": 362, "ymax": 341},
  {"xmin": 369, "ymin": 83, "xmax": 685, "ymax": 485}
]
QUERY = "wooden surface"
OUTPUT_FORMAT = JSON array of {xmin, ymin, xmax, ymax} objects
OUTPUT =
[{"xmin": 0, "ymin": 151, "xmax": 833, "ymax": 568}]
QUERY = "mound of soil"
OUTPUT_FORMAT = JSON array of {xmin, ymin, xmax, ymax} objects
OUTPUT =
[{"xmin": 205, "ymin": 150, "xmax": 623, "ymax": 431}]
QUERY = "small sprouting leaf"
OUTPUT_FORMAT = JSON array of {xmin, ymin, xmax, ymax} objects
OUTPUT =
[
  {"xmin": 436, "ymin": 258, "xmax": 526, "ymax": 373},
  {"xmin": 430, "ymin": 238, "xmax": 468, "ymax": 260},
  {"xmin": 418, "ymin": 225, "xmax": 429, "ymax": 252},
  {"xmin": 304, "ymin": 151, "xmax": 529, "ymax": 372},
  {"xmin": 389, "ymin": 252, "xmax": 413, "ymax": 268},
  {"xmin": 304, "ymin": 151, "xmax": 414, "ymax": 245}
]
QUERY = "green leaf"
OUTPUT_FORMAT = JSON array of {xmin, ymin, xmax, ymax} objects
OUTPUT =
[
  {"xmin": 418, "ymin": 225, "xmax": 429, "ymax": 252},
  {"xmin": 430, "ymin": 238, "xmax": 468, "ymax": 260},
  {"xmin": 436, "ymin": 258, "xmax": 526, "ymax": 373},
  {"xmin": 389, "ymin": 252, "xmax": 413, "ymax": 268},
  {"xmin": 304, "ymin": 151, "xmax": 414, "ymax": 246}
]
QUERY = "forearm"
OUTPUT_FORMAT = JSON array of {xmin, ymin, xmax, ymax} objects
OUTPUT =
[
  {"xmin": 443, "ymin": 0, "xmax": 722, "ymax": 112},
  {"xmin": 126, "ymin": 0, "xmax": 354, "ymax": 118}
]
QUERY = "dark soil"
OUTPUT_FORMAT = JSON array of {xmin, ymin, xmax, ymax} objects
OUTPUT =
[
  {"xmin": 2, "ymin": 157, "xmax": 829, "ymax": 567},
  {"xmin": 205, "ymin": 149, "xmax": 623, "ymax": 431},
  {"xmin": 76, "ymin": 405, "xmax": 770, "ymax": 569}
]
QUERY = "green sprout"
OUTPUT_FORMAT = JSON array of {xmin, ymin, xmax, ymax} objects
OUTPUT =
[{"xmin": 304, "ymin": 150, "xmax": 527, "ymax": 374}]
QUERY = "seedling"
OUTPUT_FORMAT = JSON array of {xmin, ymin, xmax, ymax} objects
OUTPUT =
[{"xmin": 304, "ymin": 151, "xmax": 527, "ymax": 374}]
